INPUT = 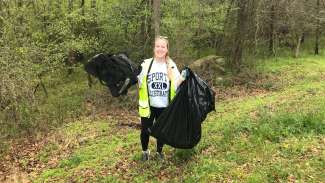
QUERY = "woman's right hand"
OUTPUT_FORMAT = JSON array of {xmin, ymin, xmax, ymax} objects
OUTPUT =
[{"xmin": 181, "ymin": 69, "xmax": 189, "ymax": 80}]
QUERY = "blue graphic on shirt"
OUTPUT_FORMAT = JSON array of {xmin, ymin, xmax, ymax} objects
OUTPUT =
[
  {"xmin": 147, "ymin": 72, "xmax": 169, "ymax": 97},
  {"xmin": 151, "ymin": 82, "xmax": 168, "ymax": 90}
]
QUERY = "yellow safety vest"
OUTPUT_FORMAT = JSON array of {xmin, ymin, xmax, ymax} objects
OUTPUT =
[{"xmin": 138, "ymin": 58, "xmax": 177, "ymax": 118}]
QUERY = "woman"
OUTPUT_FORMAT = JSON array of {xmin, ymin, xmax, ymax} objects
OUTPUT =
[{"xmin": 137, "ymin": 36, "xmax": 186, "ymax": 161}]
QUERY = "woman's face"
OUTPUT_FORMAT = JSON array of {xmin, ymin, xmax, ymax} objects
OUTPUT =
[{"xmin": 154, "ymin": 38, "xmax": 168, "ymax": 59}]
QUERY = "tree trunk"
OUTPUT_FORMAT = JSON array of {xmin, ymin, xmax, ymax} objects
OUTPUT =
[
  {"xmin": 269, "ymin": 2, "xmax": 275, "ymax": 56},
  {"xmin": 3, "ymin": 0, "xmax": 10, "ymax": 17},
  {"xmin": 67, "ymin": 0, "xmax": 74, "ymax": 39},
  {"xmin": 220, "ymin": 0, "xmax": 235, "ymax": 54},
  {"xmin": 17, "ymin": 0, "xmax": 23, "ymax": 25},
  {"xmin": 91, "ymin": 0, "xmax": 96, "ymax": 10},
  {"xmin": 140, "ymin": 0, "xmax": 152, "ymax": 57},
  {"xmin": 80, "ymin": 0, "xmax": 85, "ymax": 32},
  {"xmin": 55, "ymin": 0, "xmax": 61, "ymax": 14},
  {"xmin": 47, "ymin": 0, "xmax": 52, "ymax": 13},
  {"xmin": 229, "ymin": 0, "xmax": 248, "ymax": 73},
  {"xmin": 315, "ymin": 27, "xmax": 320, "ymax": 55},
  {"xmin": 80, "ymin": 0, "xmax": 85, "ymax": 16},
  {"xmin": 80, "ymin": 0, "xmax": 85, "ymax": 10},
  {"xmin": 294, "ymin": 34, "xmax": 303, "ymax": 58},
  {"xmin": 315, "ymin": 0, "xmax": 320, "ymax": 55},
  {"xmin": 68, "ymin": 0, "xmax": 73, "ymax": 11},
  {"xmin": 34, "ymin": 75, "xmax": 48, "ymax": 97},
  {"xmin": 91, "ymin": 0, "xmax": 100, "ymax": 38},
  {"xmin": 0, "ymin": 1, "xmax": 2, "ymax": 37},
  {"xmin": 152, "ymin": 0, "xmax": 160, "ymax": 37},
  {"xmin": 196, "ymin": 1, "xmax": 204, "ymax": 58}
]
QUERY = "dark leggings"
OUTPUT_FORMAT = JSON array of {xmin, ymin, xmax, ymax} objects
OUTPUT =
[{"xmin": 141, "ymin": 107, "xmax": 165, "ymax": 153}]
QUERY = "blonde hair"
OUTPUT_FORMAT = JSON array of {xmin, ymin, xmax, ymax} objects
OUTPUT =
[{"xmin": 154, "ymin": 36, "xmax": 170, "ymax": 61}]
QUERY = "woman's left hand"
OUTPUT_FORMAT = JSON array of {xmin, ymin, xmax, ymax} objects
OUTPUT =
[{"xmin": 167, "ymin": 61, "xmax": 175, "ymax": 81}]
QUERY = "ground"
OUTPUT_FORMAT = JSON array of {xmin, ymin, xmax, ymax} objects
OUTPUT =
[{"xmin": 1, "ymin": 55, "xmax": 325, "ymax": 182}]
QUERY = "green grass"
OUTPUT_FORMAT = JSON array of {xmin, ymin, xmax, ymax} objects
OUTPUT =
[{"xmin": 26, "ymin": 54, "xmax": 325, "ymax": 182}]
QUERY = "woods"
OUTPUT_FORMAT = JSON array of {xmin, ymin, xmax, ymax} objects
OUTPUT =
[
  {"xmin": 0, "ymin": 0, "xmax": 325, "ymax": 181},
  {"xmin": 1, "ymin": 0, "xmax": 325, "ymax": 142},
  {"xmin": 1, "ymin": 0, "xmax": 324, "ymax": 144}
]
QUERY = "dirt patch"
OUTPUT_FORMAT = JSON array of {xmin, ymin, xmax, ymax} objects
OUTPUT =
[
  {"xmin": 1, "ymin": 166, "xmax": 29, "ymax": 183},
  {"xmin": 0, "ymin": 137, "xmax": 46, "ymax": 182},
  {"xmin": 0, "ymin": 106, "xmax": 140, "ymax": 181}
]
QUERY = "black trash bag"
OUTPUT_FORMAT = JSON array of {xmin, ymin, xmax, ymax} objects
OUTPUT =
[
  {"xmin": 85, "ymin": 53, "xmax": 141, "ymax": 97},
  {"xmin": 150, "ymin": 67, "xmax": 215, "ymax": 149}
]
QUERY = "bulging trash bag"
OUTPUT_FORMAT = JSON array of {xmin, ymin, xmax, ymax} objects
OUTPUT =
[
  {"xmin": 85, "ymin": 53, "xmax": 141, "ymax": 97},
  {"xmin": 150, "ymin": 67, "xmax": 215, "ymax": 149}
]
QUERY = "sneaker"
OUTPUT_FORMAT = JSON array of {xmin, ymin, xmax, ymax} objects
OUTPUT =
[
  {"xmin": 155, "ymin": 152, "xmax": 164, "ymax": 160},
  {"xmin": 142, "ymin": 150, "xmax": 150, "ymax": 161}
]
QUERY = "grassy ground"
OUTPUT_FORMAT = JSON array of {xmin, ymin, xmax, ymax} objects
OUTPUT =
[{"xmin": 4, "ymin": 54, "xmax": 325, "ymax": 182}]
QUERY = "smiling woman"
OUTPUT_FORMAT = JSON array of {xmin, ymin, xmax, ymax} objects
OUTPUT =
[
  {"xmin": 137, "ymin": 36, "xmax": 187, "ymax": 161},
  {"xmin": 154, "ymin": 37, "xmax": 169, "ymax": 60}
]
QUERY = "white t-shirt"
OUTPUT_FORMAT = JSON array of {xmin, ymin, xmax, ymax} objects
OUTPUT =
[{"xmin": 138, "ymin": 58, "xmax": 181, "ymax": 108}]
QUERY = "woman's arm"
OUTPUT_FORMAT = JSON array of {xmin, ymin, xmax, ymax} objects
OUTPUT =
[
  {"xmin": 167, "ymin": 62, "xmax": 185, "ymax": 89},
  {"xmin": 175, "ymin": 72, "xmax": 186, "ymax": 87}
]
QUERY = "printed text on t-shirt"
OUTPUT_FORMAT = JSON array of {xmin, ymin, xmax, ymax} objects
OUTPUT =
[{"xmin": 147, "ymin": 72, "xmax": 169, "ymax": 97}]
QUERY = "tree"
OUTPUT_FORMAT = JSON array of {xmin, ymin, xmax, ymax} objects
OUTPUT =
[
  {"xmin": 315, "ymin": 0, "xmax": 320, "ymax": 55},
  {"xmin": 228, "ymin": 0, "xmax": 249, "ymax": 73},
  {"xmin": 268, "ymin": 0, "xmax": 276, "ymax": 56},
  {"xmin": 140, "ymin": 0, "xmax": 153, "ymax": 58},
  {"xmin": 152, "ymin": 0, "xmax": 161, "ymax": 37}
]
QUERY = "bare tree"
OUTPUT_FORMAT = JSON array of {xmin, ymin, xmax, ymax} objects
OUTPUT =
[
  {"xmin": 268, "ymin": 1, "xmax": 276, "ymax": 56},
  {"xmin": 229, "ymin": 0, "xmax": 249, "ymax": 73},
  {"xmin": 315, "ymin": 0, "xmax": 320, "ymax": 55},
  {"xmin": 140, "ymin": 0, "xmax": 152, "ymax": 57},
  {"xmin": 80, "ymin": 0, "xmax": 85, "ymax": 31},
  {"xmin": 152, "ymin": 0, "xmax": 160, "ymax": 37}
]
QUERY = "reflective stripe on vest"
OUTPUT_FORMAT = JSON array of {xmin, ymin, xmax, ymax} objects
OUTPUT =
[{"xmin": 138, "ymin": 58, "xmax": 176, "ymax": 118}]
